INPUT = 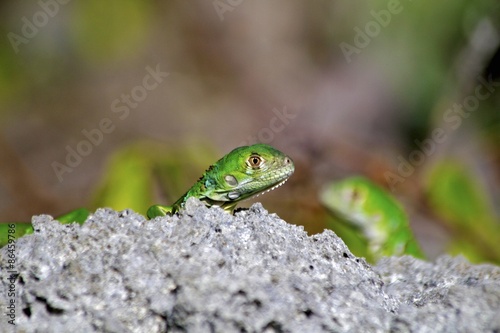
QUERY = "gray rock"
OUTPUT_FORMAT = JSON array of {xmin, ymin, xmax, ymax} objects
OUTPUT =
[{"xmin": 0, "ymin": 197, "xmax": 499, "ymax": 333}]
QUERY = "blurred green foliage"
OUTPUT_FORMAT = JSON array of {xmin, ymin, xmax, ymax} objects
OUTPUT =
[
  {"xmin": 92, "ymin": 141, "xmax": 218, "ymax": 214},
  {"xmin": 0, "ymin": 35, "xmax": 25, "ymax": 111},
  {"xmin": 70, "ymin": 0, "xmax": 152, "ymax": 63},
  {"xmin": 425, "ymin": 160, "xmax": 500, "ymax": 264},
  {"xmin": 92, "ymin": 144, "xmax": 154, "ymax": 213}
]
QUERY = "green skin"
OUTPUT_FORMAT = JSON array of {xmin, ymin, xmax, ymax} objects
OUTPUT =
[
  {"xmin": 0, "ymin": 144, "xmax": 294, "ymax": 247},
  {"xmin": 320, "ymin": 176, "xmax": 425, "ymax": 260},
  {"xmin": 147, "ymin": 144, "xmax": 295, "ymax": 218}
]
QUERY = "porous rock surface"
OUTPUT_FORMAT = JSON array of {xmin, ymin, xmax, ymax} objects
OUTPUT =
[{"xmin": 1, "ymin": 198, "xmax": 499, "ymax": 333}]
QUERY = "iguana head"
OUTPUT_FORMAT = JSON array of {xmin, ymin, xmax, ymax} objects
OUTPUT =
[
  {"xmin": 201, "ymin": 144, "xmax": 295, "ymax": 212},
  {"xmin": 320, "ymin": 176, "xmax": 407, "ymax": 238},
  {"xmin": 320, "ymin": 177, "xmax": 380, "ymax": 228}
]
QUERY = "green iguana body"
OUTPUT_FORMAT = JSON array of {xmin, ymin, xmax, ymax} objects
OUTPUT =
[{"xmin": 147, "ymin": 144, "xmax": 295, "ymax": 218}]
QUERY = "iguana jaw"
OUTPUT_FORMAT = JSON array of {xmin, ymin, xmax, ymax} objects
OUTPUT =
[
  {"xmin": 213, "ymin": 178, "xmax": 291, "ymax": 212},
  {"xmin": 250, "ymin": 177, "xmax": 290, "ymax": 199}
]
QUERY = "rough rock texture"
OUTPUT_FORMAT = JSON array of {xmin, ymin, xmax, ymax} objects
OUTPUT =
[{"xmin": 1, "ymin": 198, "xmax": 499, "ymax": 333}]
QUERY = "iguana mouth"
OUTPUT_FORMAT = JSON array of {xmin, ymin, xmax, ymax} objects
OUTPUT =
[{"xmin": 261, "ymin": 178, "xmax": 289, "ymax": 196}]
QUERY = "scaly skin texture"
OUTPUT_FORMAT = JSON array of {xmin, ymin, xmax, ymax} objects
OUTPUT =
[
  {"xmin": 147, "ymin": 144, "xmax": 295, "ymax": 218},
  {"xmin": 320, "ymin": 176, "xmax": 425, "ymax": 260}
]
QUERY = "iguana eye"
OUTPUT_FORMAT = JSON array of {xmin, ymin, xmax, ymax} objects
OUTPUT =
[
  {"xmin": 248, "ymin": 155, "xmax": 263, "ymax": 168},
  {"xmin": 350, "ymin": 189, "xmax": 359, "ymax": 202}
]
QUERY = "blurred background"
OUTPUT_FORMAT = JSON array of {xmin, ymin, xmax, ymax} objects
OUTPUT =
[{"xmin": 1, "ymin": 1, "xmax": 499, "ymax": 263}]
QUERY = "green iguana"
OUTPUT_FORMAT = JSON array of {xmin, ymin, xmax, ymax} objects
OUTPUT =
[
  {"xmin": 147, "ymin": 144, "xmax": 295, "ymax": 218},
  {"xmin": 320, "ymin": 176, "xmax": 425, "ymax": 261},
  {"xmin": 0, "ymin": 144, "xmax": 294, "ymax": 247}
]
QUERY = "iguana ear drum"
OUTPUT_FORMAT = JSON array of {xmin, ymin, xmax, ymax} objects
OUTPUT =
[{"xmin": 224, "ymin": 175, "xmax": 238, "ymax": 186}]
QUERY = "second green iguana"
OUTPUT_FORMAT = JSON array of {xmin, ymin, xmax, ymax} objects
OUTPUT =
[{"xmin": 320, "ymin": 176, "xmax": 425, "ymax": 261}]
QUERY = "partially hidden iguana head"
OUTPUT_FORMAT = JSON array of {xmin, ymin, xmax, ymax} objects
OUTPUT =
[
  {"xmin": 200, "ymin": 144, "xmax": 295, "ymax": 212},
  {"xmin": 319, "ymin": 176, "xmax": 407, "ymax": 237}
]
